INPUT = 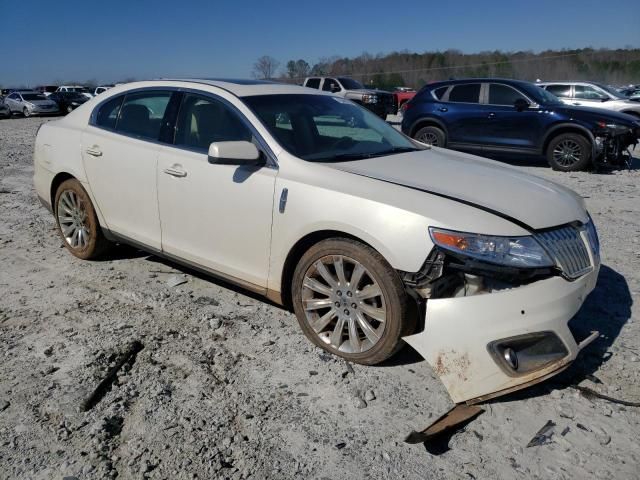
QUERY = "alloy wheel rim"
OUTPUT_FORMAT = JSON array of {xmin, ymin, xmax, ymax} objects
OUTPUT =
[
  {"xmin": 418, "ymin": 132, "xmax": 439, "ymax": 146},
  {"xmin": 553, "ymin": 139, "xmax": 582, "ymax": 166},
  {"xmin": 57, "ymin": 190, "xmax": 90, "ymax": 249},
  {"xmin": 301, "ymin": 255, "xmax": 386, "ymax": 354}
]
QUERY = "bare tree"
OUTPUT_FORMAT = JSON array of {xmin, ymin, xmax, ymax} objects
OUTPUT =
[{"xmin": 252, "ymin": 55, "xmax": 280, "ymax": 80}]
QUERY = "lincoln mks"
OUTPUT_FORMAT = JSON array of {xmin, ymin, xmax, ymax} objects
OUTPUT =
[{"xmin": 34, "ymin": 79, "xmax": 600, "ymax": 404}]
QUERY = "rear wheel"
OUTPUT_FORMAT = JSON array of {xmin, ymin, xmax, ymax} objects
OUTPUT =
[
  {"xmin": 292, "ymin": 238, "xmax": 414, "ymax": 365},
  {"xmin": 413, "ymin": 125, "xmax": 445, "ymax": 147},
  {"xmin": 66, "ymin": 105, "xmax": 73, "ymax": 114},
  {"xmin": 547, "ymin": 133, "xmax": 592, "ymax": 171},
  {"xmin": 54, "ymin": 179, "xmax": 111, "ymax": 259}
]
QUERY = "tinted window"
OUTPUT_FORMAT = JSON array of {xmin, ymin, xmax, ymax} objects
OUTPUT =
[
  {"xmin": 322, "ymin": 78, "xmax": 340, "ymax": 92},
  {"xmin": 116, "ymin": 91, "xmax": 171, "ymax": 139},
  {"xmin": 488, "ymin": 84, "xmax": 528, "ymax": 105},
  {"xmin": 448, "ymin": 84, "xmax": 481, "ymax": 103},
  {"xmin": 23, "ymin": 93, "xmax": 47, "ymax": 101},
  {"xmin": 545, "ymin": 84, "xmax": 571, "ymax": 98},
  {"xmin": 574, "ymin": 85, "xmax": 606, "ymax": 100},
  {"xmin": 305, "ymin": 78, "xmax": 320, "ymax": 89},
  {"xmin": 433, "ymin": 86, "xmax": 448, "ymax": 99},
  {"xmin": 95, "ymin": 95, "xmax": 124, "ymax": 129},
  {"xmin": 337, "ymin": 77, "xmax": 364, "ymax": 89},
  {"xmin": 174, "ymin": 94, "xmax": 252, "ymax": 150}
]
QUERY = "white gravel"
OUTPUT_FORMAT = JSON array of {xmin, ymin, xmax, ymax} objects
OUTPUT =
[{"xmin": 1, "ymin": 116, "xmax": 639, "ymax": 479}]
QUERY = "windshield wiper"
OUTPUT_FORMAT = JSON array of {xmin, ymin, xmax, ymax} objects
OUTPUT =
[{"xmin": 318, "ymin": 147, "xmax": 420, "ymax": 163}]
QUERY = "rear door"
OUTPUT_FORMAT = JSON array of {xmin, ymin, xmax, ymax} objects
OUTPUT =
[
  {"xmin": 543, "ymin": 84, "xmax": 572, "ymax": 105},
  {"xmin": 442, "ymin": 83, "xmax": 486, "ymax": 146},
  {"xmin": 480, "ymin": 83, "xmax": 545, "ymax": 152},
  {"xmin": 81, "ymin": 90, "xmax": 174, "ymax": 249}
]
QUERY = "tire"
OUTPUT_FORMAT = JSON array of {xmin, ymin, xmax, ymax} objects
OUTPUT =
[
  {"xmin": 54, "ymin": 179, "xmax": 111, "ymax": 259},
  {"xmin": 291, "ymin": 238, "xmax": 415, "ymax": 365},
  {"xmin": 66, "ymin": 105, "xmax": 73, "ymax": 114},
  {"xmin": 23, "ymin": 107, "xmax": 31, "ymax": 118},
  {"xmin": 546, "ymin": 133, "xmax": 592, "ymax": 171},
  {"xmin": 413, "ymin": 125, "xmax": 446, "ymax": 147}
]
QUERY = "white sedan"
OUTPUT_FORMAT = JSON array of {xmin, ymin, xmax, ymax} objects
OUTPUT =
[{"xmin": 33, "ymin": 79, "xmax": 600, "ymax": 405}]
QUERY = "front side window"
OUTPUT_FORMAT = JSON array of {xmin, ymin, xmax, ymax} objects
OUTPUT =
[
  {"xmin": 322, "ymin": 78, "xmax": 340, "ymax": 92},
  {"xmin": 95, "ymin": 95, "xmax": 124, "ymax": 129},
  {"xmin": 243, "ymin": 94, "xmax": 418, "ymax": 162},
  {"xmin": 337, "ymin": 78, "xmax": 364, "ymax": 90},
  {"xmin": 116, "ymin": 91, "xmax": 171, "ymax": 139},
  {"xmin": 545, "ymin": 84, "xmax": 571, "ymax": 98},
  {"xmin": 305, "ymin": 78, "xmax": 320, "ymax": 89},
  {"xmin": 574, "ymin": 85, "xmax": 606, "ymax": 100},
  {"xmin": 448, "ymin": 84, "xmax": 481, "ymax": 103},
  {"xmin": 488, "ymin": 84, "xmax": 528, "ymax": 105},
  {"xmin": 174, "ymin": 94, "xmax": 252, "ymax": 151}
]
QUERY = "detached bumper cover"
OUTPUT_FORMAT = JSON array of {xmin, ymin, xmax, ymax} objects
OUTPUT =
[{"xmin": 403, "ymin": 266, "xmax": 599, "ymax": 404}]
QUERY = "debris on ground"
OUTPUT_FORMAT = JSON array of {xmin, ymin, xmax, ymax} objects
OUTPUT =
[
  {"xmin": 572, "ymin": 385, "xmax": 640, "ymax": 407},
  {"xmin": 405, "ymin": 404, "xmax": 484, "ymax": 448},
  {"xmin": 166, "ymin": 274, "xmax": 188, "ymax": 288},
  {"xmin": 527, "ymin": 420, "xmax": 556, "ymax": 447}
]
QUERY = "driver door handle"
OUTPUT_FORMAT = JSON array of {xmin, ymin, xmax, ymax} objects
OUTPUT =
[
  {"xmin": 163, "ymin": 165, "xmax": 187, "ymax": 178},
  {"xmin": 488, "ymin": 112, "xmax": 496, "ymax": 118},
  {"xmin": 85, "ymin": 146, "xmax": 102, "ymax": 157}
]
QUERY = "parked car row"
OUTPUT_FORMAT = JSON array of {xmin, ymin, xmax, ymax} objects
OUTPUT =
[
  {"xmin": 0, "ymin": 84, "xmax": 107, "ymax": 118},
  {"xmin": 399, "ymin": 78, "xmax": 639, "ymax": 171}
]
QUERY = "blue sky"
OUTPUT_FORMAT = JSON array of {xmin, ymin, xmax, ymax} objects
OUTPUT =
[{"xmin": 1, "ymin": 0, "xmax": 638, "ymax": 86}]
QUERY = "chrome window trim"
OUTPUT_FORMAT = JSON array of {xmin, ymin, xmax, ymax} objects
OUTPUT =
[{"xmin": 88, "ymin": 86, "xmax": 278, "ymax": 169}]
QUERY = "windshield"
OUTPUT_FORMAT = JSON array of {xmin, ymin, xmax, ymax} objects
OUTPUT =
[
  {"xmin": 243, "ymin": 94, "xmax": 418, "ymax": 162},
  {"xmin": 337, "ymin": 77, "xmax": 365, "ymax": 90},
  {"xmin": 593, "ymin": 83, "xmax": 626, "ymax": 99},
  {"xmin": 22, "ymin": 93, "xmax": 47, "ymax": 101}
]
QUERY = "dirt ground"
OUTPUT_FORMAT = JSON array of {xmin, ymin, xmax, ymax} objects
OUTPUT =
[{"xmin": 1, "ymin": 116, "xmax": 639, "ymax": 480}]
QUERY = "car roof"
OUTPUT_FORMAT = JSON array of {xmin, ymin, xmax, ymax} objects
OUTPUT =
[
  {"xmin": 160, "ymin": 78, "xmax": 319, "ymax": 97},
  {"xmin": 424, "ymin": 78, "xmax": 535, "ymax": 89}
]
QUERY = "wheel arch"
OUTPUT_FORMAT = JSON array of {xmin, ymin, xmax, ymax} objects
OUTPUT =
[
  {"xmin": 542, "ymin": 123, "xmax": 595, "ymax": 156},
  {"xmin": 279, "ymin": 229, "xmax": 390, "ymax": 311},
  {"xmin": 50, "ymin": 172, "xmax": 76, "ymax": 211},
  {"xmin": 409, "ymin": 117, "xmax": 448, "ymax": 139}
]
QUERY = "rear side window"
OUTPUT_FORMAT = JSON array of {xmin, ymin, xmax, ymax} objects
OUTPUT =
[
  {"xmin": 174, "ymin": 94, "xmax": 252, "ymax": 151},
  {"xmin": 305, "ymin": 78, "xmax": 320, "ymax": 89},
  {"xmin": 448, "ymin": 84, "xmax": 481, "ymax": 103},
  {"xmin": 95, "ymin": 95, "xmax": 124, "ymax": 129},
  {"xmin": 433, "ymin": 86, "xmax": 448, "ymax": 100},
  {"xmin": 116, "ymin": 91, "xmax": 171, "ymax": 140},
  {"xmin": 488, "ymin": 84, "xmax": 528, "ymax": 105},
  {"xmin": 545, "ymin": 84, "xmax": 571, "ymax": 98}
]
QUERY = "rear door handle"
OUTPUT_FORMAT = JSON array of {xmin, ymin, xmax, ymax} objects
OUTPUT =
[
  {"xmin": 163, "ymin": 165, "xmax": 187, "ymax": 178},
  {"xmin": 488, "ymin": 112, "xmax": 496, "ymax": 118},
  {"xmin": 85, "ymin": 146, "xmax": 102, "ymax": 157},
  {"xmin": 438, "ymin": 107, "xmax": 448, "ymax": 112}
]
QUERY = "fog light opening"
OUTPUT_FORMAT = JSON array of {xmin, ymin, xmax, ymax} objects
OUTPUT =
[{"xmin": 503, "ymin": 347, "xmax": 518, "ymax": 370}]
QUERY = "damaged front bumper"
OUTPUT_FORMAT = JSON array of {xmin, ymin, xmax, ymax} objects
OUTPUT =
[{"xmin": 403, "ymin": 265, "xmax": 599, "ymax": 404}]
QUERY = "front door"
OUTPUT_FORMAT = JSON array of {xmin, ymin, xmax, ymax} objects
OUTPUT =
[
  {"xmin": 157, "ymin": 92, "xmax": 277, "ymax": 288},
  {"xmin": 81, "ymin": 90, "xmax": 173, "ymax": 249}
]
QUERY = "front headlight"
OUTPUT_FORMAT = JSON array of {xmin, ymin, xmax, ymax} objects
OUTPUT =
[
  {"xmin": 429, "ymin": 227, "xmax": 554, "ymax": 268},
  {"xmin": 362, "ymin": 94, "xmax": 378, "ymax": 104}
]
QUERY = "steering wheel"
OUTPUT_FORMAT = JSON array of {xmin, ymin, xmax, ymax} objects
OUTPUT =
[{"xmin": 330, "ymin": 136, "xmax": 356, "ymax": 151}]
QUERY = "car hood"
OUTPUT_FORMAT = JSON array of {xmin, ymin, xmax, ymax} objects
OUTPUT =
[
  {"xmin": 554, "ymin": 104, "xmax": 639, "ymax": 123},
  {"xmin": 323, "ymin": 148, "xmax": 587, "ymax": 231}
]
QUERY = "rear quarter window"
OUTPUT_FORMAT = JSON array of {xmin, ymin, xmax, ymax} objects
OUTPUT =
[{"xmin": 95, "ymin": 95, "xmax": 124, "ymax": 129}]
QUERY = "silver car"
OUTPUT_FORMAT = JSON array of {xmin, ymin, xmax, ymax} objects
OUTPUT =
[
  {"xmin": 4, "ymin": 91, "xmax": 60, "ymax": 117},
  {"xmin": 538, "ymin": 81, "xmax": 640, "ymax": 119},
  {"xmin": 0, "ymin": 98, "xmax": 11, "ymax": 118}
]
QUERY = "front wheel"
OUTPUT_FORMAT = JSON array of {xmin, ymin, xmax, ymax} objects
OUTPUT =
[
  {"xmin": 292, "ymin": 238, "xmax": 415, "ymax": 365},
  {"xmin": 54, "ymin": 179, "xmax": 111, "ymax": 259},
  {"xmin": 413, "ymin": 125, "xmax": 446, "ymax": 147},
  {"xmin": 66, "ymin": 105, "xmax": 73, "ymax": 114},
  {"xmin": 23, "ymin": 107, "xmax": 31, "ymax": 118},
  {"xmin": 546, "ymin": 133, "xmax": 592, "ymax": 171}
]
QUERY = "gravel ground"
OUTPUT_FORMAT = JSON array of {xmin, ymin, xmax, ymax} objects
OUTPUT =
[{"xmin": 0, "ymin": 116, "xmax": 639, "ymax": 480}]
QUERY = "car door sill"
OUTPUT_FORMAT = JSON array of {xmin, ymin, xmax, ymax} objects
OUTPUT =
[
  {"xmin": 102, "ymin": 228, "xmax": 271, "ymax": 299},
  {"xmin": 448, "ymin": 142, "xmax": 540, "ymax": 155}
]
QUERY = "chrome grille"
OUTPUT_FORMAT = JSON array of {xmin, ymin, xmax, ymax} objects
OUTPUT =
[{"xmin": 536, "ymin": 224, "xmax": 595, "ymax": 279}]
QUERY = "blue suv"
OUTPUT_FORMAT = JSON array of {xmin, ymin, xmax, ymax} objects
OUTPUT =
[{"xmin": 401, "ymin": 78, "xmax": 639, "ymax": 171}]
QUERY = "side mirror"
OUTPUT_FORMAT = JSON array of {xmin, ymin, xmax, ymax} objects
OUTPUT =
[
  {"xmin": 208, "ymin": 141, "xmax": 263, "ymax": 166},
  {"xmin": 514, "ymin": 98, "xmax": 530, "ymax": 111}
]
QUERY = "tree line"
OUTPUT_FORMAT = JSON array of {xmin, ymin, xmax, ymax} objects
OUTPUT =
[{"xmin": 253, "ymin": 48, "xmax": 640, "ymax": 89}]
